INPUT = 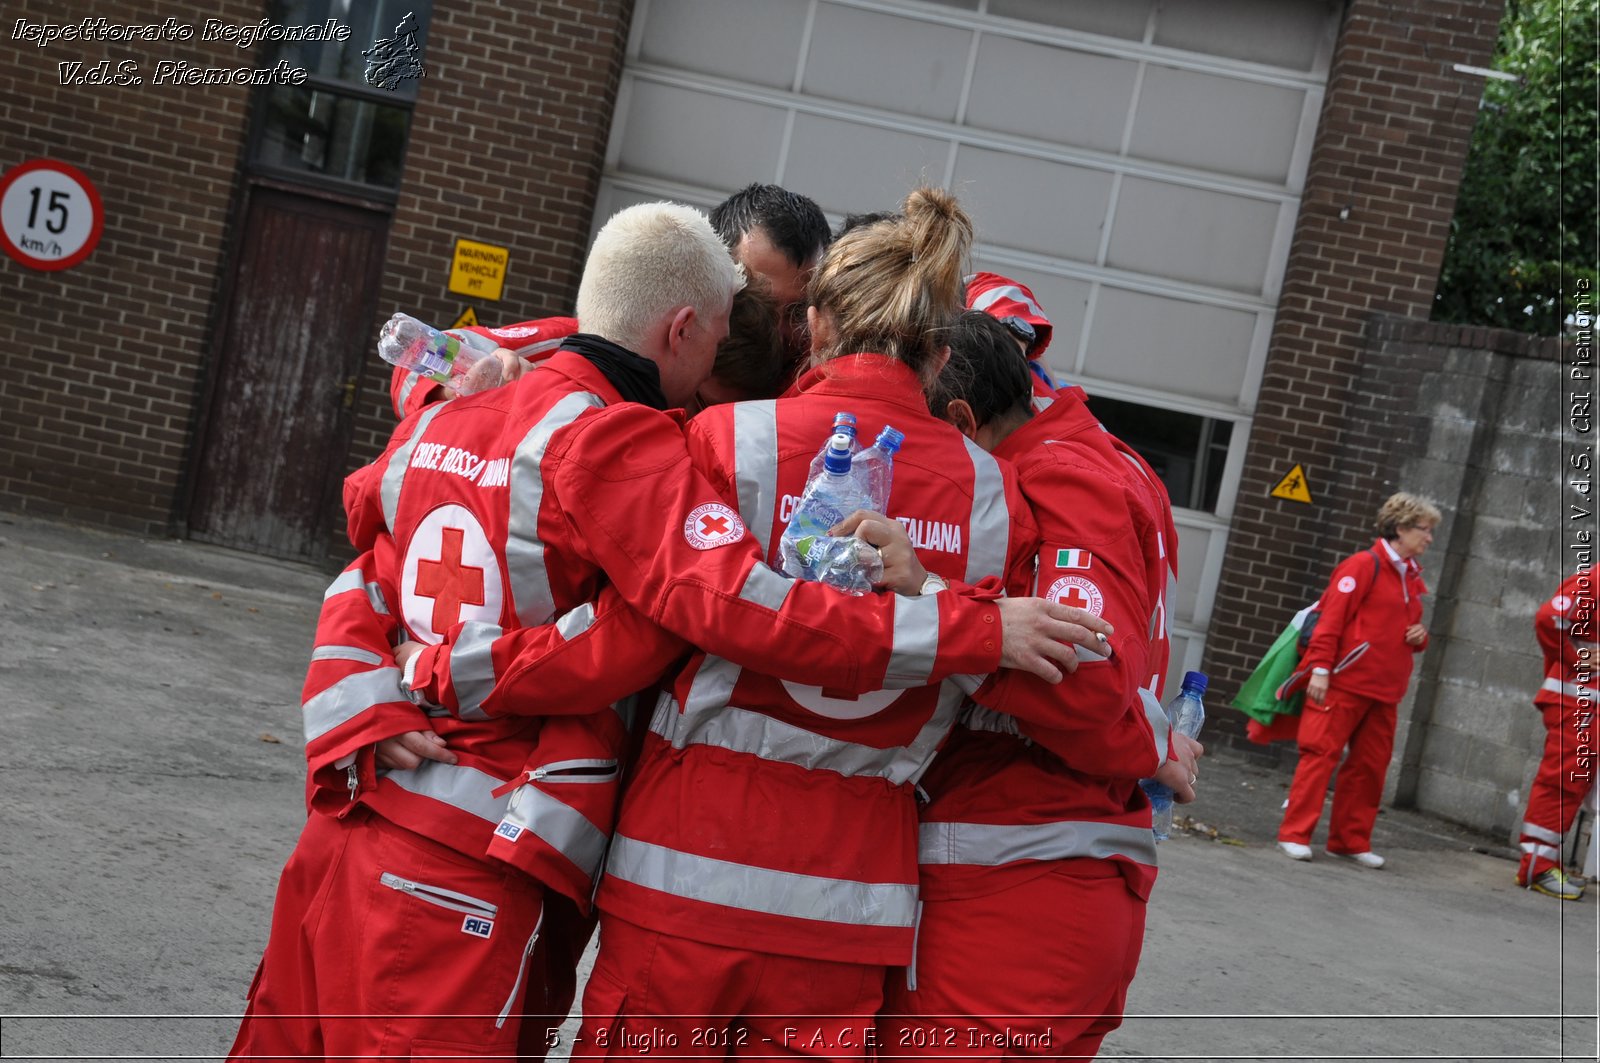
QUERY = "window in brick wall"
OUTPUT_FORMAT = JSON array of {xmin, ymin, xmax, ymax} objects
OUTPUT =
[
  {"xmin": 248, "ymin": 0, "xmax": 432, "ymax": 194},
  {"xmin": 1084, "ymin": 395, "xmax": 1234, "ymax": 514}
]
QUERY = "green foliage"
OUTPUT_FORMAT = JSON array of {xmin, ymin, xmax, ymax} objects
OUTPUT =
[{"xmin": 1433, "ymin": 0, "xmax": 1598, "ymax": 334}]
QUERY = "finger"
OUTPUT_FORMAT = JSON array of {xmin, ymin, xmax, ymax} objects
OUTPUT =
[
  {"xmin": 829, "ymin": 510, "xmax": 873, "ymax": 537},
  {"xmin": 378, "ymin": 745, "xmax": 422, "ymax": 771},
  {"xmin": 1048, "ymin": 602, "xmax": 1114, "ymax": 637},
  {"xmin": 1018, "ymin": 650, "xmax": 1064, "ymax": 685}
]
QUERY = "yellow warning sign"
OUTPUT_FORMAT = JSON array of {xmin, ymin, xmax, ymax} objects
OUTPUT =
[
  {"xmin": 450, "ymin": 306, "xmax": 479, "ymax": 330},
  {"xmin": 1271, "ymin": 463, "xmax": 1313, "ymax": 504},
  {"xmin": 448, "ymin": 238, "xmax": 508, "ymax": 302}
]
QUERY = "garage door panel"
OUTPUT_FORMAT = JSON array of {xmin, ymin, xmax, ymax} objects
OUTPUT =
[
  {"xmin": 966, "ymin": 35, "xmax": 1138, "ymax": 154},
  {"xmin": 618, "ymin": 82, "xmax": 786, "ymax": 190},
  {"xmin": 989, "ymin": 0, "xmax": 1155, "ymax": 41},
  {"xmin": 1154, "ymin": 0, "xmax": 1334, "ymax": 70},
  {"xmin": 955, "ymin": 146, "xmax": 1112, "ymax": 262},
  {"xmin": 802, "ymin": 3, "xmax": 972, "ymax": 123},
  {"xmin": 1106, "ymin": 177, "xmax": 1279, "ymax": 294},
  {"xmin": 638, "ymin": 0, "xmax": 809, "ymax": 90},
  {"xmin": 1128, "ymin": 65, "xmax": 1306, "ymax": 183},
  {"xmin": 784, "ymin": 114, "xmax": 950, "ymax": 217},
  {"xmin": 1083, "ymin": 287, "xmax": 1254, "ymax": 404}
]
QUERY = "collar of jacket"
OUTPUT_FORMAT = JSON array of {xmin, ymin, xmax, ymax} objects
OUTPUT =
[
  {"xmin": 528, "ymin": 348, "xmax": 630, "ymax": 407},
  {"xmin": 790, "ymin": 353, "xmax": 932, "ymax": 414},
  {"xmin": 559, "ymin": 332, "xmax": 668, "ymax": 409}
]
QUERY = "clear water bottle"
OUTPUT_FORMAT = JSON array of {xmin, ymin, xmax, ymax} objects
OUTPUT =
[
  {"xmin": 779, "ymin": 429, "xmax": 882, "ymax": 595},
  {"xmin": 852, "ymin": 425, "xmax": 904, "ymax": 512},
  {"xmin": 807, "ymin": 412, "xmax": 859, "ymax": 482},
  {"xmin": 1141, "ymin": 671, "xmax": 1208, "ymax": 841},
  {"xmin": 378, "ymin": 312, "xmax": 505, "ymax": 396}
]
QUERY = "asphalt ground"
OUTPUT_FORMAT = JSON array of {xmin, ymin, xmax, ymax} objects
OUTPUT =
[{"xmin": 0, "ymin": 509, "xmax": 1594, "ymax": 1061}]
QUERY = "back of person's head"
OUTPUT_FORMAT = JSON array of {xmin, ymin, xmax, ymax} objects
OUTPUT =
[
  {"xmin": 710, "ymin": 183, "xmax": 831, "ymax": 267},
  {"xmin": 807, "ymin": 186, "xmax": 973, "ymax": 378},
  {"xmin": 1376, "ymin": 492, "xmax": 1442, "ymax": 539},
  {"xmin": 576, "ymin": 201, "xmax": 742, "ymax": 353},
  {"xmin": 833, "ymin": 209, "xmax": 901, "ymax": 242},
  {"xmin": 710, "ymin": 278, "xmax": 786, "ymax": 402},
  {"xmin": 928, "ymin": 311, "xmax": 1034, "ymax": 428}
]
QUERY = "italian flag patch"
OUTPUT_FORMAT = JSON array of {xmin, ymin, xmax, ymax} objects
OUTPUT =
[{"xmin": 1055, "ymin": 549, "xmax": 1092, "ymax": 570}]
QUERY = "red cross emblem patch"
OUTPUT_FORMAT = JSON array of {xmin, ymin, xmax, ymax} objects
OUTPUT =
[
  {"xmin": 683, "ymin": 502, "xmax": 746, "ymax": 551},
  {"xmin": 1046, "ymin": 574, "xmax": 1105, "ymax": 616},
  {"xmin": 402, "ymin": 504, "xmax": 503, "ymax": 642}
]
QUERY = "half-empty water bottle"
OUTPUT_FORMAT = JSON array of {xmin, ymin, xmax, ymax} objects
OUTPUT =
[
  {"xmin": 378, "ymin": 312, "xmax": 504, "ymax": 396},
  {"xmin": 780, "ymin": 429, "xmax": 881, "ymax": 595},
  {"xmin": 852, "ymin": 425, "xmax": 904, "ymax": 513},
  {"xmin": 1141, "ymin": 671, "xmax": 1208, "ymax": 841}
]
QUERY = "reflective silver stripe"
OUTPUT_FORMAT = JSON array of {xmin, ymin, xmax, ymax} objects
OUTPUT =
[
  {"xmin": 311, "ymin": 645, "xmax": 383, "ymax": 666},
  {"xmin": 449, "ymin": 621, "xmax": 502, "ymax": 721},
  {"xmin": 506, "ymin": 391, "xmax": 605, "ymax": 628},
  {"xmin": 383, "ymin": 760, "xmax": 509, "ymax": 825},
  {"xmin": 652, "ymin": 681, "xmax": 963, "ymax": 786},
  {"xmin": 502, "ymin": 785, "xmax": 610, "ymax": 878},
  {"xmin": 381, "ymin": 402, "xmax": 449, "ymax": 533},
  {"xmin": 677, "ymin": 656, "xmax": 743, "ymax": 729},
  {"xmin": 737, "ymin": 564, "xmax": 794, "ymax": 612},
  {"xmin": 1542, "ymin": 677, "xmax": 1598, "ymax": 699},
  {"xmin": 323, "ymin": 569, "xmax": 391, "ymax": 615},
  {"xmin": 303, "ymin": 668, "xmax": 405, "ymax": 740},
  {"xmin": 969, "ymin": 282, "xmax": 1047, "ymax": 320},
  {"xmin": 396, "ymin": 370, "xmax": 420, "ymax": 414},
  {"xmin": 731, "ymin": 401, "xmax": 780, "ymax": 551},
  {"xmin": 1522, "ymin": 821, "xmax": 1564, "ymax": 845},
  {"xmin": 1332, "ymin": 642, "xmax": 1370, "ymax": 673},
  {"xmin": 886, "ymin": 593, "xmax": 940, "ymax": 688},
  {"xmin": 1141, "ymin": 687, "xmax": 1170, "ymax": 764},
  {"xmin": 918, "ymin": 819, "xmax": 1157, "ymax": 869},
  {"xmin": 605, "ymin": 834, "xmax": 919, "ymax": 929},
  {"xmin": 962, "ymin": 437, "xmax": 1009, "ymax": 583},
  {"xmin": 1521, "ymin": 841, "xmax": 1562, "ymax": 861},
  {"xmin": 555, "ymin": 601, "xmax": 597, "ymax": 640}
]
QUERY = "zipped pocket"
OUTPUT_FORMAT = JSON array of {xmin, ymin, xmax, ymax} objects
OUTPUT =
[
  {"xmin": 529, "ymin": 758, "xmax": 619, "ymax": 784},
  {"xmin": 1332, "ymin": 642, "xmax": 1370, "ymax": 674},
  {"xmin": 379, "ymin": 872, "xmax": 499, "ymax": 918}
]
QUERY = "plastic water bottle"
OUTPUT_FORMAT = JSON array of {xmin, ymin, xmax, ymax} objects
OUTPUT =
[
  {"xmin": 852, "ymin": 425, "xmax": 904, "ymax": 512},
  {"xmin": 1141, "ymin": 671, "xmax": 1208, "ymax": 841},
  {"xmin": 779, "ymin": 429, "xmax": 881, "ymax": 595},
  {"xmin": 807, "ymin": 412, "xmax": 859, "ymax": 482},
  {"xmin": 377, "ymin": 312, "xmax": 505, "ymax": 396}
]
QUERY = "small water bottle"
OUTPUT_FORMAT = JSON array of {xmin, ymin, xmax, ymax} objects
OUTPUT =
[
  {"xmin": 378, "ymin": 312, "xmax": 504, "ymax": 396},
  {"xmin": 1141, "ymin": 671, "xmax": 1208, "ymax": 841},
  {"xmin": 851, "ymin": 425, "xmax": 904, "ymax": 512},
  {"xmin": 807, "ymin": 412, "xmax": 859, "ymax": 482},
  {"xmin": 779, "ymin": 429, "xmax": 881, "ymax": 595}
]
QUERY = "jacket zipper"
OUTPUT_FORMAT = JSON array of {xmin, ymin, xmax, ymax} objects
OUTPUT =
[
  {"xmin": 496, "ymin": 908, "xmax": 545, "ymax": 1029},
  {"xmin": 529, "ymin": 758, "xmax": 618, "ymax": 784},
  {"xmin": 378, "ymin": 872, "xmax": 499, "ymax": 918}
]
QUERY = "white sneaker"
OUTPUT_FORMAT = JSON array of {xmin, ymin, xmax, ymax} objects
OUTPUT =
[
  {"xmin": 1277, "ymin": 841, "xmax": 1313, "ymax": 861},
  {"xmin": 1329, "ymin": 849, "xmax": 1385, "ymax": 869}
]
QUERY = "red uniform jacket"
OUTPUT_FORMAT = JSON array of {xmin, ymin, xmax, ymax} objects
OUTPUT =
[
  {"xmin": 595, "ymin": 354, "xmax": 1040, "ymax": 967},
  {"xmin": 1534, "ymin": 571, "xmax": 1597, "ymax": 711},
  {"xmin": 1303, "ymin": 539, "xmax": 1428, "ymax": 704}
]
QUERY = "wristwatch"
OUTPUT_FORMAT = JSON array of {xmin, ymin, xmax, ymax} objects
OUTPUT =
[{"xmin": 920, "ymin": 571, "xmax": 949, "ymax": 596}]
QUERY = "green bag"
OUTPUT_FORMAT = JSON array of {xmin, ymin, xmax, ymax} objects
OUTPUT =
[{"xmin": 1230, "ymin": 606, "xmax": 1312, "ymax": 725}]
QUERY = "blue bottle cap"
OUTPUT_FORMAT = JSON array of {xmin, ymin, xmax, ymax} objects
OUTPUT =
[
  {"xmin": 822, "ymin": 431, "xmax": 854, "ymax": 474},
  {"xmin": 1181, "ymin": 670, "xmax": 1208, "ymax": 695},
  {"xmin": 875, "ymin": 426, "xmax": 905, "ymax": 453}
]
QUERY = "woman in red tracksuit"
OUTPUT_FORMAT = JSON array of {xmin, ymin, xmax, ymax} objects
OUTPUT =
[
  {"xmin": 1276, "ymin": 492, "xmax": 1441, "ymax": 866},
  {"xmin": 572, "ymin": 187, "xmax": 1052, "ymax": 1058}
]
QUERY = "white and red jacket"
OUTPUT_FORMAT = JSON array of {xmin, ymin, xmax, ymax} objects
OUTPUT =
[
  {"xmin": 1533, "ymin": 572, "xmax": 1596, "ymax": 713},
  {"xmin": 594, "ymin": 354, "xmax": 1041, "ymax": 967},
  {"xmin": 1303, "ymin": 539, "xmax": 1429, "ymax": 704},
  {"xmin": 337, "ymin": 348, "xmax": 1010, "ymax": 910},
  {"xmin": 917, "ymin": 388, "xmax": 1176, "ymax": 905},
  {"xmin": 389, "ymin": 316, "xmax": 579, "ymax": 420}
]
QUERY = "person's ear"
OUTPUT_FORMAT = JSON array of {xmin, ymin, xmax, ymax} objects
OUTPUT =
[
  {"xmin": 929, "ymin": 344, "xmax": 951, "ymax": 377},
  {"xmin": 944, "ymin": 398, "xmax": 980, "ymax": 442},
  {"xmin": 666, "ymin": 305, "xmax": 696, "ymax": 355},
  {"xmin": 806, "ymin": 305, "xmax": 830, "ymax": 352}
]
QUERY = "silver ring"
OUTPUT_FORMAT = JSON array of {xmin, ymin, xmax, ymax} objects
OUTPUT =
[{"xmin": 1189, "ymin": 774, "xmax": 1197, "ymax": 785}]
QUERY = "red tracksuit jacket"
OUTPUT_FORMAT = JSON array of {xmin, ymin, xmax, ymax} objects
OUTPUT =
[
  {"xmin": 1303, "ymin": 539, "xmax": 1428, "ymax": 704},
  {"xmin": 1534, "ymin": 571, "xmax": 1597, "ymax": 712}
]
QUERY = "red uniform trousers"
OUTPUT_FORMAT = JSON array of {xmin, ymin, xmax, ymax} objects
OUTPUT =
[
  {"xmin": 572, "ymin": 915, "xmax": 885, "ymax": 1060},
  {"xmin": 229, "ymin": 808, "xmax": 564, "ymax": 1062},
  {"xmin": 878, "ymin": 863, "xmax": 1145, "ymax": 1060},
  {"xmin": 1518, "ymin": 699, "xmax": 1595, "ymax": 881},
  {"xmin": 1279, "ymin": 689, "xmax": 1397, "ymax": 853}
]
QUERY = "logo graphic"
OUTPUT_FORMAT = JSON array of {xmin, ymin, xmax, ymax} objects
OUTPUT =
[
  {"xmin": 403, "ymin": 504, "xmax": 503, "ymax": 642},
  {"xmin": 1054, "ymin": 548, "xmax": 1093, "ymax": 570},
  {"xmin": 1337, "ymin": 575, "xmax": 1358, "ymax": 593},
  {"xmin": 494, "ymin": 821, "xmax": 523, "ymax": 842},
  {"xmin": 683, "ymin": 502, "xmax": 746, "ymax": 551},
  {"xmin": 1553, "ymin": 594, "xmax": 1573, "ymax": 612},
  {"xmin": 461, "ymin": 916, "xmax": 494, "ymax": 938},
  {"xmin": 363, "ymin": 11, "xmax": 425, "ymax": 90},
  {"xmin": 780, "ymin": 682, "xmax": 905, "ymax": 721},
  {"xmin": 1046, "ymin": 575, "xmax": 1105, "ymax": 616}
]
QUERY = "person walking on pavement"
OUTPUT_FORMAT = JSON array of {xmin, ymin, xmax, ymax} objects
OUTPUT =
[
  {"xmin": 1514, "ymin": 572, "xmax": 1596, "ymax": 900},
  {"xmin": 1277, "ymin": 492, "xmax": 1440, "ymax": 867}
]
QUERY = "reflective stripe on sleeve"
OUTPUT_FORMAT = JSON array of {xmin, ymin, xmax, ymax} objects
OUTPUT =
[
  {"xmin": 381, "ymin": 403, "xmax": 449, "ymax": 533},
  {"xmin": 501, "ymin": 785, "xmax": 610, "ymax": 879},
  {"xmin": 323, "ymin": 568, "xmax": 391, "ymax": 616},
  {"xmin": 886, "ymin": 593, "xmax": 940, "ymax": 688},
  {"xmin": 962, "ymin": 437, "xmax": 1010, "ymax": 583},
  {"xmin": 554, "ymin": 601, "xmax": 597, "ymax": 640},
  {"xmin": 736, "ymin": 564, "xmax": 794, "ymax": 612},
  {"xmin": 395, "ymin": 371, "xmax": 420, "ymax": 415},
  {"xmin": 605, "ymin": 834, "xmax": 919, "ymax": 929},
  {"xmin": 303, "ymin": 668, "xmax": 406, "ymax": 740},
  {"xmin": 918, "ymin": 819, "xmax": 1157, "ymax": 869},
  {"xmin": 382, "ymin": 760, "xmax": 509, "ymax": 825},
  {"xmin": 311, "ymin": 645, "xmax": 384, "ymax": 666},
  {"xmin": 448, "ymin": 620, "xmax": 502, "ymax": 721},
  {"xmin": 1142, "ymin": 687, "xmax": 1170, "ymax": 765},
  {"xmin": 506, "ymin": 391, "xmax": 605, "ymax": 628},
  {"xmin": 1542, "ymin": 677, "xmax": 1598, "ymax": 699},
  {"xmin": 731, "ymin": 401, "xmax": 781, "ymax": 552}
]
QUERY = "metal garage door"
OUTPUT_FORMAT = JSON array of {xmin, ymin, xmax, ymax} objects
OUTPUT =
[{"xmin": 595, "ymin": 0, "xmax": 1340, "ymax": 694}]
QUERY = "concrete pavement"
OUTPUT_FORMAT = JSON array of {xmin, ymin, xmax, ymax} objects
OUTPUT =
[{"xmin": 0, "ymin": 510, "xmax": 1594, "ymax": 1061}]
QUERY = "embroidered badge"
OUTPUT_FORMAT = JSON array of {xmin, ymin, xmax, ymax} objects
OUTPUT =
[
  {"xmin": 494, "ymin": 821, "xmax": 523, "ymax": 842},
  {"xmin": 683, "ymin": 502, "xmax": 747, "ymax": 551},
  {"xmin": 1046, "ymin": 575, "xmax": 1105, "ymax": 616},
  {"xmin": 461, "ymin": 916, "xmax": 494, "ymax": 938},
  {"xmin": 1054, "ymin": 548, "xmax": 1093, "ymax": 570},
  {"xmin": 1553, "ymin": 594, "xmax": 1573, "ymax": 612},
  {"xmin": 1337, "ymin": 575, "xmax": 1358, "ymax": 593}
]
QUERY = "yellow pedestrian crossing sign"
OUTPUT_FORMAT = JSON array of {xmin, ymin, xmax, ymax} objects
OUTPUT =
[
  {"xmin": 450, "ymin": 306, "xmax": 479, "ymax": 330},
  {"xmin": 1271, "ymin": 463, "xmax": 1313, "ymax": 504}
]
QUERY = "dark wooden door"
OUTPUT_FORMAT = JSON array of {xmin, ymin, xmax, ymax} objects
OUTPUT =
[{"xmin": 188, "ymin": 185, "xmax": 388, "ymax": 559}]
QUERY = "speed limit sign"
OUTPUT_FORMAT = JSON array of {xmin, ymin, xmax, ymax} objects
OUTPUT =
[{"xmin": 0, "ymin": 159, "xmax": 105, "ymax": 271}]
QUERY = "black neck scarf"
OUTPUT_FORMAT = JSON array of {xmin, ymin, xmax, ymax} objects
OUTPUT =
[{"xmin": 563, "ymin": 333, "xmax": 668, "ymax": 410}]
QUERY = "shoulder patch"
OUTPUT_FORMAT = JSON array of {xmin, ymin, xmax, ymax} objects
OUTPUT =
[
  {"xmin": 1046, "ymin": 574, "xmax": 1105, "ymax": 615},
  {"xmin": 684, "ymin": 502, "xmax": 747, "ymax": 551},
  {"xmin": 1336, "ymin": 575, "xmax": 1358, "ymax": 593},
  {"xmin": 1552, "ymin": 594, "xmax": 1573, "ymax": 612}
]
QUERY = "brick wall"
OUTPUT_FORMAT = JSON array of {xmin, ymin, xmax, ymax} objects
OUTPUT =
[
  {"xmin": 1203, "ymin": 0, "xmax": 1507, "ymax": 739},
  {"xmin": 0, "ymin": 0, "xmax": 259, "ymax": 534}
]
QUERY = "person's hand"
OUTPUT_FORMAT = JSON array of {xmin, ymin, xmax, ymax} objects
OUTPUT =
[
  {"xmin": 375, "ymin": 730, "xmax": 457, "ymax": 770},
  {"xmin": 444, "ymin": 347, "xmax": 522, "ymax": 398},
  {"xmin": 1404, "ymin": 623, "xmax": 1426, "ymax": 646},
  {"xmin": 830, "ymin": 509, "xmax": 925, "ymax": 595},
  {"xmin": 995, "ymin": 598, "xmax": 1115, "ymax": 683},
  {"xmin": 1307, "ymin": 672, "xmax": 1330, "ymax": 706},
  {"xmin": 1158, "ymin": 732, "xmax": 1205, "ymax": 804},
  {"xmin": 394, "ymin": 640, "xmax": 425, "ymax": 671}
]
